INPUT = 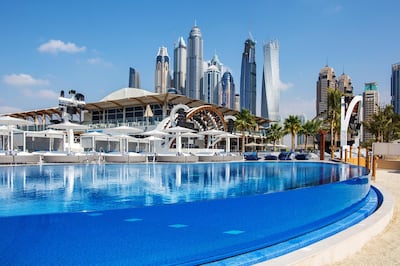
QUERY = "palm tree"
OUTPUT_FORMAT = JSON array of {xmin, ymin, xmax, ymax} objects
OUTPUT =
[
  {"xmin": 300, "ymin": 119, "xmax": 323, "ymax": 150},
  {"xmin": 283, "ymin": 115, "xmax": 302, "ymax": 151},
  {"xmin": 235, "ymin": 109, "xmax": 257, "ymax": 153},
  {"xmin": 363, "ymin": 104, "xmax": 400, "ymax": 142},
  {"xmin": 266, "ymin": 123, "xmax": 285, "ymax": 151},
  {"xmin": 327, "ymin": 88, "xmax": 343, "ymax": 154}
]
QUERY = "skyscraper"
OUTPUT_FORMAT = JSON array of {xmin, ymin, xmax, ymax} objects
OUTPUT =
[
  {"xmin": 154, "ymin": 46, "xmax": 171, "ymax": 94},
  {"xmin": 316, "ymin": 65, "xmax": 337, "ymax": 118},
  {"xmin": 173, "ymin": 37, "xmax": 187, "ymax": 95},
  {"xmin": 204, "ymin": 65, "xmax": 221, "ymax": 105},
  {"xmin": 391, "ymin": 63, "xmax": 400, "ymax": 114},
  {"xmin": 363, "ymin": 82, "xmax": 379, "ymax": 141},
  {"xmin": 221, "ymin": 72, "xmax": 235, "ymax": 109},
  {"xmin": 261, "ymin": 40, "xmax": 280, "ymax": 122},
  {"xmin": 128, "ymin": 67, "xmax": 141, "ymax": 88},
  {"xmin": 337, "ymin": 72, "xmax": 353, "ymax": 98},
  {"xmin": 239, "ymin": 36, "xmax": 257, "ymax": 114},
  {"xmin": 186, "ymin": 24, "xmax": 203, "ymax": 100}
]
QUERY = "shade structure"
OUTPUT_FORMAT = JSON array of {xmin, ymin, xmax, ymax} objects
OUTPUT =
[
  {"xmin": 0, "ymin": 126, "xmax": 8, "ymax": 135},
  {"xmin": 80, "ymin": 131, "xmax": 109, "ymax": 151},
  {"xmin": 0, "ymin": 116, "xmax": 34, "ymax": 153},
  {"xmin": 198, "ymin": 129, "xmax": 226, "ymax": 149},
  {"xmin": 164, "ymin": 126, "xmax": 194, "ymax": 154},
  {"xmin": 0, "ymin": 116, "xmax": 34, "ymax": 126},
  {"xmin": 103, "ymin": 125, "xmax": 143, "ymax": 135},
  {"xmin": 25, "ymin": 129, "xmax": 66, "ymax": 152},
  {"xmin": 109, "ymin": 134, "xmax": 138, "ymax": 153},
  {"xmin": 144, "ymin": 136, "xmax": 163, "ymax": 153},
  {"xmin": 217, "ymin": 132, "xmax": 239, "ymax": 153},
  {"xmin": 48, "ymin": 121, "xmax": 89, "ymax": 153}
]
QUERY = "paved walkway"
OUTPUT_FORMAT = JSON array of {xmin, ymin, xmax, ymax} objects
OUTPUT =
[{"xmin": 333, "ymin": 169, "xmax": 400, "ymax": 266}]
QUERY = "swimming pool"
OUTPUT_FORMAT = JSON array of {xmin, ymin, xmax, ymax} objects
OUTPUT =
[{"xmin": 0, "ymin": 161, "xmax": 375, "ymax": 265}]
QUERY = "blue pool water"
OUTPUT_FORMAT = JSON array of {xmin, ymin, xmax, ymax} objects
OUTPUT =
[{"xmin": 0, "ymin": 161, "xmax": 374, "ymax": 265}]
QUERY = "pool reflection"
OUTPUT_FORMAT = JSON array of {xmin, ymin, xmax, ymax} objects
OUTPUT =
[{"xmin": 0, "ymin": 162, "xmax": 368, "ymax": 216}]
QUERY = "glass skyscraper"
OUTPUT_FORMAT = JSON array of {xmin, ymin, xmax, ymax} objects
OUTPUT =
[
  {"xmin": 391, "ymin": 63, "xmax": 400, "ymax": 114},
  {"xmin": 316, "ymin": 65, "xmax": 337, "ymax": 118},
  {"xmin": 221, "ymin": 72, "xmax": 235, "ymax": 109},
  {"xmin": 204, "ymin": 65, "xmax": 221, "ymax": 105},
  {"xmin": 186, "ymin": 25, "xmax": 203, "ymax": 100},
  {"xmin": 173, "ymin": 37, "xmax": 186, "ymax": 95},
  {"xmin": 154, "ymin": 46, "xmax": 171, "ymax": 94},
  {"xmin": 239, "ymin": 37, "xmax": 257, "ymax": 114},
  {"xmin": 128, "ymin": 67, "xmax": 141, "ymax": 88},
  {"xmin": 261, "ymin": 40, "xmax": 280, "ymax": 121},
  {"xmin": 363, "ymin": 82, "xmax": 379, "ymax": 141}
]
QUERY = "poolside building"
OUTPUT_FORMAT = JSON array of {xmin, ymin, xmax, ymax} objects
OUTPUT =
[{"xmin": 4, "ymin": 87, "xmax": 269, "ymax": 153}]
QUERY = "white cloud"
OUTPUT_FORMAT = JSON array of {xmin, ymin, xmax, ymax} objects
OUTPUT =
[
  {"xmin": 38, "ymin": 39, "xmax": 86, "ymax": 54},
  {"xmin": 278, "ymin": 80, "xmax": 294, "ymax": 91},
  {"xmin": 0, "ymin": 106, "xmax": 23, "ymax": 115},
  {"xmin": 21, "ymin": 88, "xmax": 58, "ymax": 100},
  {"xmin": 88, "ymin": 57, "xmax": 102, "ymax": 64},
  {"xmin": 3, "ymin": 73, "xmax": 50, "ymax": 87},
  {"xmin": 87, "ymin": 57, "xmax": 113, "ymax": 66}
]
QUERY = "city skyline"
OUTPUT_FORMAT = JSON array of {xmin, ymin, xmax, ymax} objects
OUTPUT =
[{"xmin": 0, "ymin": 0, "xmax": 398, "ymax": 120}]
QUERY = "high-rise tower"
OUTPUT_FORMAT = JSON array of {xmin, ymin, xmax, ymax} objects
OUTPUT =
[
  {"xmin": 221, "ymin": 72, "xmax": 235, "ymax": 109},
  {"xmin": 173, "ymin": 37, "xmax": 187, "ymax": 95},
  {"xmin": 204, "ymin": 65, "xmax": 221, "ymax": 105},
  {"xmin": 261, "ymin": 40, "xmax": 280, "ymax": 121},
  {"xmin": 391, "ymin": 63, "xmax": 400, "ymax": 114},
  {"xmin": 155, "ymin": 46, "xmax": 171, "ymax": 94},
  {"xmin": 239, "ymin": 36, "xmax": 257, "ymax": 114},
  {"xmin": 337, "ymin": 73, "xmax": 353, "ymax": 98},
  {"xmin": 363, "ymin": 82, "xmax": 379, "ymax": 141},
  {"xmin": 186, "ymin": 24, "xmax": 203, "ymax": 100},
  {"xmin": 316, "ymin": 65, "xmax": 337, "ymax": 118},
  {"xmin": 128, "ymin": 67, "xmax": 141, "ymax": 88}
]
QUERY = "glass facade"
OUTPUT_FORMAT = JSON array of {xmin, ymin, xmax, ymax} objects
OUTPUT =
[
  {"xmin": 91, "ymin": 104, "xmax": 163, "ymax": 126},
  {"xmin": 391, "ymin": 63, "xmax": 400, "ymax": 114},
  {"xmin": 239, "ymin": 37, "xmax": 257, "ymax": 114},
  {"xmin": 261, "ymin": 40, "xmax": 280, "ymax": 121},
  {"xmin": 186, "ymin": 25, "xmax": 203, "ymax": 100}
]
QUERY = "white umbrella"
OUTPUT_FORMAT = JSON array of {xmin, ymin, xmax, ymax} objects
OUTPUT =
[
  {"xmin": 164, "ymin": 126, "xmax": 194, "ymax": 154},
  {"xmin": 48, "ymin": 121, "xmax": 88, "ymax": 130},
  {"xmin": 104, "ymin": 125, "xmax": 143, "ymax": 135},
  {"xmin": 144, "ymin": 105, "xmax": 154, "ymax": 126},
  {"xmin": 181, "ymin": 132, "xmax": 202, "ymax": 138},
  {"xmin": 142, "ymin": 129, "xmax": 170, "ymax": 137},
  {"xmin": 163, "ymin": 126, "xmax": 194, "ymax": 134},
  {"xmin": 198, "ymin": 129, "xmax": 225, "ymax": 136},
  {"xmin": 0, "ymin": 116, "xmax": 34, "ymax": 153}
]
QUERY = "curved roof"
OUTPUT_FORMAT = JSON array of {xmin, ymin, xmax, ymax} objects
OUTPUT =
[{"xmin": 101, "ymin": 88, "xmax": 157, "ymax": 102}]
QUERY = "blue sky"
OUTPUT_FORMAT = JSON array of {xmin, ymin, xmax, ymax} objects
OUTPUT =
[{"xmin": 0, "ymin": 0, "xmax": 398, "ymax": 120}]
